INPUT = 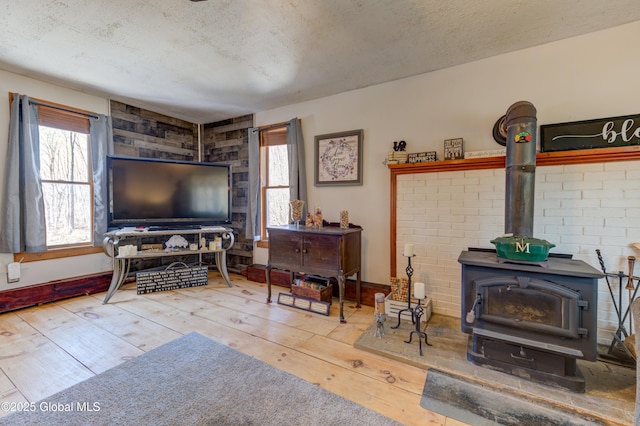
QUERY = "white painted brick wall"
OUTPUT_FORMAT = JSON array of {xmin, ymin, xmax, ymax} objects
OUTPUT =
[{"xmin": 396, "ymin": 160, "xmax": 640, "ymax": 345}]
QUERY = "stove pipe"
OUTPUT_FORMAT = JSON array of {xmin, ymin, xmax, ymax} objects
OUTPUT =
[{"xmin": 504, "ymin": 101, "xmax": 537, "ymax": 237}]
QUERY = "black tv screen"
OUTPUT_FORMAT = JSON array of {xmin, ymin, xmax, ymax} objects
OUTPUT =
[{"xmin": 107, "ymin": 156, "xmax": 232, "ymax": 228}]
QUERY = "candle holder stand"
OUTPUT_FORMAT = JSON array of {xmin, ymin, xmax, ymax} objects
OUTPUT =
[
  {"xmin": 391, "ymin": 254, "xmax": 415, "ymax": 329},
  {"xmin": 404, "ymin": 297, "xmax": 432, "ymax": 356}
]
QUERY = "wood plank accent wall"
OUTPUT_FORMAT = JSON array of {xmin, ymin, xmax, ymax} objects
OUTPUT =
[
  {"xmin": 202, "ymin": 114, "xmax": 254, "ymax": 272},
  {"xmin": 110, "ymin": 100, "xmax": 198, "ymax": 160}
]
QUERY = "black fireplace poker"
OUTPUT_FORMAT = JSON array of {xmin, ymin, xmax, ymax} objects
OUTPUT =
[{"xmin": 596, "ymin": 248, "xmax": 639, "ymax": 360}]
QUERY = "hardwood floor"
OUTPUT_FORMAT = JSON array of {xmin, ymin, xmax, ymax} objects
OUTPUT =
[{"xmin": 0, "ymin": 273, "xmax": 465, "ymax": 425}]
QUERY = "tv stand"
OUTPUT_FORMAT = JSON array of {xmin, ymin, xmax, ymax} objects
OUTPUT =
[{"xmin": 102, "ymin": 226, "xmax": 234, "ymax": 304}]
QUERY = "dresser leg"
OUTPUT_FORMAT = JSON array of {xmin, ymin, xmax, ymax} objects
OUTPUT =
[
  {"xmin": 356, "ymin": 270, "xmax": 362, "ymax": 308},
  {"xmin": 338, "ymin": 274, "xmax": 346, "ymax": 323},
  {"xmin": 265, "ymin": 264, "xmax": 272, "ymax": 303}
]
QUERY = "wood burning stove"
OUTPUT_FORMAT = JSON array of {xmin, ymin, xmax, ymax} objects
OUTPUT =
[
  {"xmin": 459, "ymin": 249, "xmax": 602, "ymax": 392},
  {"xmin": 457, "ymin": 101, "xmax": 605, "ymax": 391}
]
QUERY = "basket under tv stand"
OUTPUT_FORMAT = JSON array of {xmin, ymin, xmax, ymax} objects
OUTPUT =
[{"xmin": 102, "ymin": 226, "xmax": 235, "ymax": 304}]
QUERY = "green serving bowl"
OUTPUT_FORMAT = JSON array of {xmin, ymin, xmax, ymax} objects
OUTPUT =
[{"xmin": 490, "ymin": 235, "xmax": 556, "ymax": 262}]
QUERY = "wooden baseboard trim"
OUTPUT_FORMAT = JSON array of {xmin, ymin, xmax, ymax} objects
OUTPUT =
[
  {"xmin": 0, "ymin": 273, "xmax": 112, "ymax": 313},
  {"xmin": 340, "ymin": 280, "xmax": 390, "ymax": 307}
]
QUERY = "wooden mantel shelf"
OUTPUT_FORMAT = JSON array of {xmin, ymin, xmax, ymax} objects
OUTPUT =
[
  {"xmin": 388, "ymin": 145, "xmax": 640, "ymax": 175},
  {"xmin": 387, "ymin": 145, "xmax": 640, "ymax": 276}
]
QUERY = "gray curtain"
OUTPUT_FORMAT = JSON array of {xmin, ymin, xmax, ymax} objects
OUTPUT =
[
  {"xmin": 89, "ymin": 114, "xmax": 114, "ymax": 245},
  {"xmin": 245, "ymin": 118, "xmax": 307, "ymax": 240},
  {"xmin": 0, "ymin": 95, "xmax": 114, "ymax": 253},
  {"xmin": 0, "ymin": 94, "xmax": 47, "ymax": 253},
  {"xmin": 245, "ymin": 127, "xmax": 260, "ymax": 239},
  {"xmin": 286, "ymin": 118, "xmax": 307, "ymax": 215}
]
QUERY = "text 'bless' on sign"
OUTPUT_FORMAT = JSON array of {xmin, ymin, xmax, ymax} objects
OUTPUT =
[{"xmin": 540, "ymin": 113, "xmax": 640, "ymax": 152}]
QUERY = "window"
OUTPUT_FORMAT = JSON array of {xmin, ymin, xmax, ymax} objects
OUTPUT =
[
  {"xmin": 39, "ymin": 125, "xmax": 92, "ymax": 247},
  {"xmin": 13, "ymin": 97, "xmax": 100, "ymax": 261},
  {"xmin": 259, "ymin": 125, "xmax": 289, "ymax": 241}
]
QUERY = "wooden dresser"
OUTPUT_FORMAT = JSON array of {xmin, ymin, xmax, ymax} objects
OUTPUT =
[{"xmin": 266, "ymin": 224, "xmax": 362, "ymax": 323}]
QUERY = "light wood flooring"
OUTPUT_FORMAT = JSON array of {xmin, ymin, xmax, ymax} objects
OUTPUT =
[{"xmin": 0, "ymin": 273, "xmax": 465, "ymax": 425}]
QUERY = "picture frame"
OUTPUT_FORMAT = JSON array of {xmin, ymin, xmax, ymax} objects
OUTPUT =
[
  {"xmin": 444, "ymin": 138, "xmax": 464, "ymax": 160},
  {"xmin": 314, "ymin": 129, "xmax": 363, "ymax": 186}
]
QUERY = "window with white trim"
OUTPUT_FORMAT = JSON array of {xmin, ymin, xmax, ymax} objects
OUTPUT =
[{"xmin": 259, "ymin": 125, "xmax": 289, "ymax": 241}]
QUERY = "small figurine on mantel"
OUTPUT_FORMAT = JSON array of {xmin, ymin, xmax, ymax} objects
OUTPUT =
[{"xmin": 393, "ymin": 140, "xmax": 407, "ymax": 151}]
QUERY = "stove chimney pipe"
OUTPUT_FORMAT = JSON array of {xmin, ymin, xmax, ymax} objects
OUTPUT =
[{"xmin": 504, "ymin": 101, "xmax": 537, "ymax": 237}]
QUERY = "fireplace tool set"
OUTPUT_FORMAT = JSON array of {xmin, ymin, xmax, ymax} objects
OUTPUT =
[{"xmin": 596, "ymin": 249, "xmax": 638, "ymax": 361}]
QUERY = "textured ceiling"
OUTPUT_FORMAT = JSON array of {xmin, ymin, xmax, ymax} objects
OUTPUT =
[{"xmin": 2, "ymin": 1, "xmax": 640, "ymax": 123}]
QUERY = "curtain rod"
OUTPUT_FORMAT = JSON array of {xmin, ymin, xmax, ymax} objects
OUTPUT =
[
  {"xmin": 28, "ymin": 99, "xmax": 100, "ymax": 120},
  {"xmin": 252, "ymin": 122, "xmax": 290, "ymax": 133}
]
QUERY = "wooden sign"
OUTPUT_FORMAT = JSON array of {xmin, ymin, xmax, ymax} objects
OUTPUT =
[
  {"xmin": 540, "ymin": 113, "xmax": 640, "ymax": 152},
  {"xmin": 408, "ymin": 151, "xmax": 437, "ymax": 163},
  {"xmin": 444, "ymin": 138, "xmax": 464, "ymax": 160},
  {"xmin": 136, "ymin": 266, "xmax": 208, "ymax": 294}
]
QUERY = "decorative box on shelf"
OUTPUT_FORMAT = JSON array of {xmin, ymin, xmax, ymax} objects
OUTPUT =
[
  {"xmin": 385, "ymin": 293, "xmax": 432, "ymax": 323},
  {"xmin": 387, "ymin": 151, "xmax": 409, "ymax": 164}
]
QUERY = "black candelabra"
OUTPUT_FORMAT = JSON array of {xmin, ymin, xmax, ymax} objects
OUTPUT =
[
  {"xmin": 405, "ymin": 297, "xmax": 432, "ymax": 356},
  {"xmin": 391, "ymin": 254, "xmax": 415, "ymax": 329}
]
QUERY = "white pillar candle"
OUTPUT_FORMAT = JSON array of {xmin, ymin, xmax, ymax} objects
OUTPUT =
[
  {"xmin": 374, "ymin": 292, "xmax": 385, "ymax": 314},
  {"xmin": 403, "ymin": 243, "xmax": 414, "ymax": 257},
  {"xmin": 414, "ymin": 282, "xmax": 425, "ymax": 299}
]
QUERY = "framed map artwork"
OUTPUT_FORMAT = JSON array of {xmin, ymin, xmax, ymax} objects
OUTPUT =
[{"xmin": 314, "ymin": 129, "xmax": 363, "ymax": 186}]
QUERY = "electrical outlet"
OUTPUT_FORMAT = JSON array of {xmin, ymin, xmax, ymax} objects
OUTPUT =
[{"xmin": 7, "ymin": 262, "xmax": 20, "ymax": 283}]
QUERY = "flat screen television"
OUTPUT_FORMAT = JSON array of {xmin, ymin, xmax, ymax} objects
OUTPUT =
[{"xmin": 107, "ymin": 155, "xmax": 232, "ymax": 228}]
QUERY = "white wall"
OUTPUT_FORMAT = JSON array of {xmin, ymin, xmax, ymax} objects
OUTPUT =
[
  {"xmin": 0, "ymin": 70, "xmax": 113, "ymax": 289},
  {"xmin": 254, "ymin": 21, "xmax": 640, "ymax": 289}
]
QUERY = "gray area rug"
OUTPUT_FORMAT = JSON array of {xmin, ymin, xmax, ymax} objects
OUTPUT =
[{"xmin": 1, "ymin": 332, "xmax": 400, "ymax": 426}]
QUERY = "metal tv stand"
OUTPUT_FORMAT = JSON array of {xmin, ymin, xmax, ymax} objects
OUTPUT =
[{"xmin": 102, "ymin": 226, "xmax": 234, "ymax": 303}]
